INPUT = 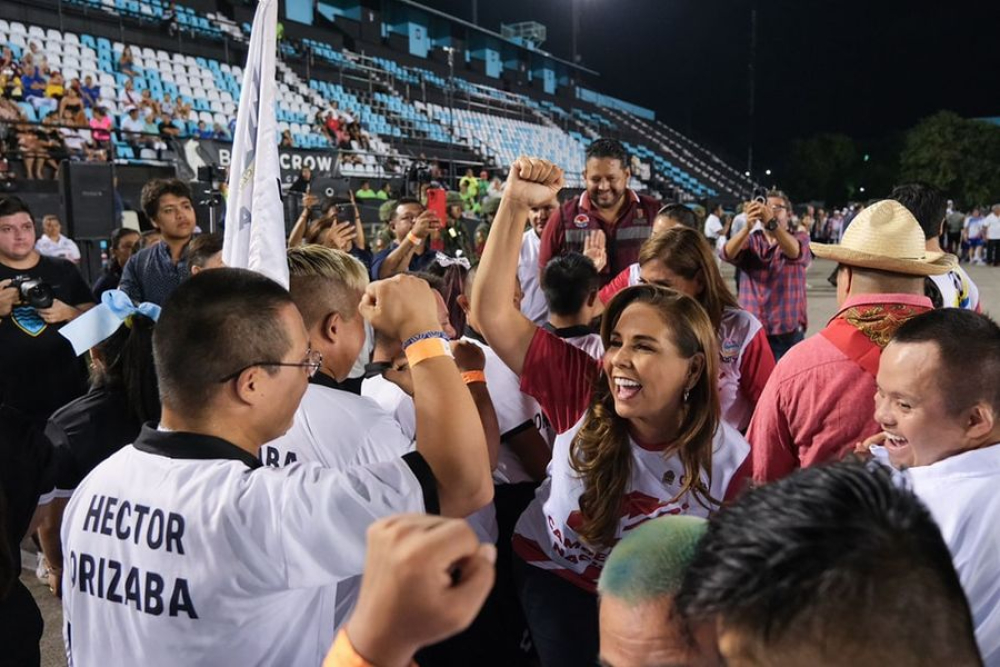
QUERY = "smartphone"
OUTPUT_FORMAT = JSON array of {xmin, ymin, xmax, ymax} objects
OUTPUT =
[
  {"xmin": 752, "ymin": 186, "xmax": 768, "ymax": 204},
  {"xmin": 426, "ymin": 187, "xmax": 447, "ymax": 222},
  {"xmin": 335, "ymin": 203, "xmax": 354, "ymax": 223}
]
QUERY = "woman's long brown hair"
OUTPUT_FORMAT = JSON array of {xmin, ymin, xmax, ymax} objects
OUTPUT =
[
  {"xmin": 638, "ymin": 228, "xmax": 739, "ymax": 331},
  {"xmin": 569, "ymin": 284, "xmax": 721, "ymax": 549}
]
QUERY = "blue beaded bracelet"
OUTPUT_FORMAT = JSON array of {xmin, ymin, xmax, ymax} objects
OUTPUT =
[{"xmin": 403, "ymin": 330, "xmax": 450, "ymax": 350}]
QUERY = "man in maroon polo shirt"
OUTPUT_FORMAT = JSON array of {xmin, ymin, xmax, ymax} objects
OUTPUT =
[{"xmin": 538, "ymin": 138, "xmax": 661, "ymax": 285}]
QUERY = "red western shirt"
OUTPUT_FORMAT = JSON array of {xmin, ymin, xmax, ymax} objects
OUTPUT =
[
  {"xmin": 747, "ymin": 293, "xmax": 933, "ymax": 484},
  {"xmin": 538, "ymin": 190, "xmax": 662, "ymax": 285}
]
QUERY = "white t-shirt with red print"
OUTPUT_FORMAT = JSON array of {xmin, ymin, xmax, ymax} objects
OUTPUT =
[{"xmin": 512, "ymin": 328, "xmax": 750, "ymax": 593}]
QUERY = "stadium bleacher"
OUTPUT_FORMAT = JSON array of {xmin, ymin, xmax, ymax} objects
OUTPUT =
[{"xmin": 1, "ymin": 1, "xmax": 747, "ymax": 201}]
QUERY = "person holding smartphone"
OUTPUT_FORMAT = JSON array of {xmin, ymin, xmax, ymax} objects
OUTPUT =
[{"xmin": 721, "ymin": 189, "xmax": 811, "ymax": 361}]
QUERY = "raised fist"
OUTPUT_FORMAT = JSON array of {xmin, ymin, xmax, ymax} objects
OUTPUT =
[
  {"xmin": 360, "ymin": 275, "xmax": 441, "ymax": 343},
  {"xmin": 503, "ymin": 156, "xmax": 565, "ymax": 209}
]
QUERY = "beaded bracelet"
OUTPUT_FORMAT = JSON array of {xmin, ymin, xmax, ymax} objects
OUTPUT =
[{"xmin": 402, "ymin": 330, "xmax": 450, "ymax": 350}]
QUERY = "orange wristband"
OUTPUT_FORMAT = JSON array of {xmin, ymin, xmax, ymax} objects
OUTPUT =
[
  {"xmin": 404, "ymin": 337, "xmax": 453, "ymax": 368},
  {"xmin": 406, "ymin": 231, "xmax": 423, "ymax": 246},
  {"xmin": 461, "ymin": 370, "xmax": 487, "ymax": 385}
]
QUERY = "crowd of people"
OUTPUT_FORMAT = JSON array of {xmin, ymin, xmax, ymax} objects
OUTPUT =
[{"xmin": 1, "ymin": 135, "xmax": 998, "ymax": 667}]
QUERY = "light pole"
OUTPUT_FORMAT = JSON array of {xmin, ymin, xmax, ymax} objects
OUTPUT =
[{"xmin": 572, "ymin": 0, "xmax": 580, "ymax": 65}]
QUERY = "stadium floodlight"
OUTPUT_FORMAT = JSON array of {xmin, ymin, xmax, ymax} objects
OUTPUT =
[
  {"xmin": 765, "ymin": 169, "xmax": 772, "ymax": 176},
  {"xmin": 744, "ymin": 171, "xmax": 751, "ymax": 177},
  {"xmin": 859, "ymin": 186, "xmax": 866, "ymax": 193}
]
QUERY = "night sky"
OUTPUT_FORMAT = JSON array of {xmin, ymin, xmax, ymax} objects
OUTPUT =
[{"xmin": 419, "ymin": 0, "xmax": 1000, "ymax": 179}]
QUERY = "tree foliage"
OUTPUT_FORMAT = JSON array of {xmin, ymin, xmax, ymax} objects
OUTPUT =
[{"xmin": 899, "ymin": 111, "xmax": 1000, "ymax": 207}]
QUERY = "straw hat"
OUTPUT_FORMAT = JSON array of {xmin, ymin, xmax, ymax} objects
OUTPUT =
[{"xmin": 810, "ymin": 200, "xmax": 956, "ymax": 276}]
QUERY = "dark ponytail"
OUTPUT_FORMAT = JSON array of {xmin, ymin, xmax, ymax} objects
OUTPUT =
[{"xmin": 92, "ymin": 314, "xmax": 160, "ymax": 424}]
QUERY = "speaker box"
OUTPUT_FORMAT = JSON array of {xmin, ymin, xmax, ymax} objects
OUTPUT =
[{"xmin": 59, "ymin": 162, "xmax": 115, "ymax": 240}]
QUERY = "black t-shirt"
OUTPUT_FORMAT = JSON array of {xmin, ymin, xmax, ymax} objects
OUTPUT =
[
  {"xmin": 46, "ymin": 386, "xmax": 143, "ymax": 492},
  {"xmin": 0, "ymin": 255, "xmax": 94, "ymax": 426},
  {"xmin": 0, "ymin": 402, "xmax": 52, "ymax": 665}
]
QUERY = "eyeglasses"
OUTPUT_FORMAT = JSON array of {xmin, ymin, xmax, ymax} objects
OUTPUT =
[
  {"xmin": 217, "ymin": 348, "xmax": 323, "ymax": 383},
  {"xmin": 772, "ymin": 204, "xmax": 789, "ymax": 212}
]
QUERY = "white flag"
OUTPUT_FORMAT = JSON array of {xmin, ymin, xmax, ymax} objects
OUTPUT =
[{"xmin": 222, "ymin": 0, "xmax": 288, "ymax": 288}]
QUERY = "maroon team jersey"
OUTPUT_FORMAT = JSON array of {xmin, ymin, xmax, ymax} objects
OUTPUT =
[{"xmin": 538, "ymin": 190, "xmax": 662, "ymax": 285}]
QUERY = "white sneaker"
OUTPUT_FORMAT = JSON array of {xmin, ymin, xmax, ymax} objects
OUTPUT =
[{"xmin": 35, "ymin": 552, "xmax": 48, "ymax": 581}]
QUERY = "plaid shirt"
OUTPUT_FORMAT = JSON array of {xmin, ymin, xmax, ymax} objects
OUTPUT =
[{"xmin": 722, "ymin": 228, "xmax": 811, "ymax": 336}]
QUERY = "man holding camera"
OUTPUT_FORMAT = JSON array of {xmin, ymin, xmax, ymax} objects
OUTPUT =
[
  {"xmin": 722, "ymin": 189, "xmax": 812, "ymax": 360},
  {"xmin": 0, "ymin": 196, "xmax": 95, "ymax": 426}
]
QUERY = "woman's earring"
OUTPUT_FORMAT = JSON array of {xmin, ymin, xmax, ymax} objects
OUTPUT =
[{"xmin": 683, "ymin": 389, "xmax": 690, "ymax": 403}]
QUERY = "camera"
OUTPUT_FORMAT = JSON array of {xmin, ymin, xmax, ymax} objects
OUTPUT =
[{"xmin": 7, "ymin": 275, "xmax": 55, "ymax": 310}]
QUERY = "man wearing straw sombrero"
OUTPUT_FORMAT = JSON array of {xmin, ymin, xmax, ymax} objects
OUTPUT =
[{"xmin": 746, "ymin": 200, "xmax": 957, "ymax": 484}]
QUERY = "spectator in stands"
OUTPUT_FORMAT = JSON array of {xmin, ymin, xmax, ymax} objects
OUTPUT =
[
  {"xmin": 288, "ymin": 167, "xmax": 312, "ymax": 193},
  {"xmin": 80, "ymin": 75, "xmax": 99, "ymax": 109},
  {"xmin": 541, "ymin": 253, "xmax": 603, "ymax": 359},
  {"xmin": 677, "ymin": 461, "xmax": 982, "ymax": 666},
  {"xmin": 174, "ymin": 96, "xmax": 192, "ymax": 121},
  {"xmin": 142, "ymin": 113, "xmax": 166, "ymax": 151},
  {"xmin": 870, "ymin": 309, "xmax": 1000, "ymax": 662},
  {"xmin": 188, "ymin": 232, "xmax": 225, "ymax": 275},
  {"xmin": 35, "ymin": 215, "xmax": 80, "ymax": 263},
  {"xmin": 196, "ymin": 120, "xmax": 213, "ymax": 140},
  {"xmin": 58, "ymin": 79, "xmax": 85, "ymax": 123},
  {"xmin": 118, "ymin": 46, "xmax": 137, "ymax": 77},
  {"xmin": 0, "ymin": 196, "xmax": 95, "ymax": 427},
  {"xmin": 88, "ymin": 106, "xmax": 113, "ymax": 159},
  {"xmin": 158, "ymin": 91, "xmax": 174, "ymax": 117},
  {"xmin": 0, "ymin": 47, "xmax": 20, "ymax": 89},
  {"xmin": 162, "ymin": 0, "xmax": 179, "ymax": 37},
  {"xmin": 597, "ymin": 516, "xmax": 716, "ymax": 667},
  {"xmin": 119, "ymin": 178, "xmax": 196, "ymax": 305},
  {"xmin": 355, "ymin": 180, "xmax": 377, "ymax": 200},
  {"xmin": 211, "ymin": 122, "xmax": 231, "ymax": 141},
  {"xmin": 38, "ymin": 111, "xmax": 67, "ymax": 169},
  {"xmin": 889, "ymin": 182, "xmax": 980, "ymax": 311},
  {"xmin": 721, "ymin": 190, "xmax": 811, "ymax": 360},
  {"xmin": 474, "ymin": 158, "xmax": 749, "ymax": 667},
  {"xmin": 117, "ymin": 78, "xmax": 140, "ymax": 108},
  {"xmin": 92, "ymin": 227, "xmax": 141, "ymax": 298},
  {"xmin": 748, "ymin": 200, "xmax": 953, "ymax": 484},
  {"xmin": 15, "ymin": 121, "xmax": 47, "ymax": 180},
  {"xmin": 459, "ymin": 180, "xmax": 481, "ymax": 216},
  {"xmin": 538, "ymin": 138, "xmax": 661, "ymax": 284},
  {"xmin": 21, "ymin": 64, "xmax": 55, "ymax": 115},
  {"xmin": 460, "ymin": 168, "xmax": 480, "ymax": 199},
  {"xmin": 121, "ymin": 105, "xmax": 145, "ymax": 147},
  {"xmin": 280, "ymin": 129, "xmax": 294, "ymax": 148},
  {"xmin": 58, "ymin": 109, "xmax": 89, "ymax": 160},
  {"xmin": 370, "ymin": 198, "xmax": 442, "ymax": 280},
  {"xmin": 156, "ymin": 113, "xmax": 179, "ymax": 142},
  {"xmin": 377, "ymin": 182, "xmax": 391, "ymax": 200},
  {"xmin": 139, "ymin": 89, "xmax": 160, "ymax": 120}
]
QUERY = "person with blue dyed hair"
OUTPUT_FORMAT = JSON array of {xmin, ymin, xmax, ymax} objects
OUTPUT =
[{"xmin": 597, "ymin": 516, "xmax": 720, "ymax": 667}]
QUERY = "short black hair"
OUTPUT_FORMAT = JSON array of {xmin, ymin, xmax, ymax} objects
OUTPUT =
[
  {"xmin": 0, "ymin": 195, "xmax": 32, "ymax": 220},
  {"xmin": 153, "ymin": 268, "xmax": 294, "ymax": 416},
  {"xmin": 141, "ymin": 178, "xmax": 192, "ymax": 221},
  {"xmin": 542, "ymin": 252, "xmax": 600, "ymax": 316},
  {"xmin": 656, "ymin": 203, "xmax": 697, "ymax": 229},
  {"xmin": 585, "ymin": 138, "xmax": 629, "ymax": 168},
  {"xmin": 889, "ymin": 182, "xmax": 947, "ymax": 241},
  {"xmin": 892, "ymin": 308, "xmax": 1000, "ymax": 415},
  {"xmin": 187, "ymin": 233, "xmax": 224, "ymax": 269},
  {"xmin": 677, "ymin": 461, "xmax": 980, "ymax": 664}
]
